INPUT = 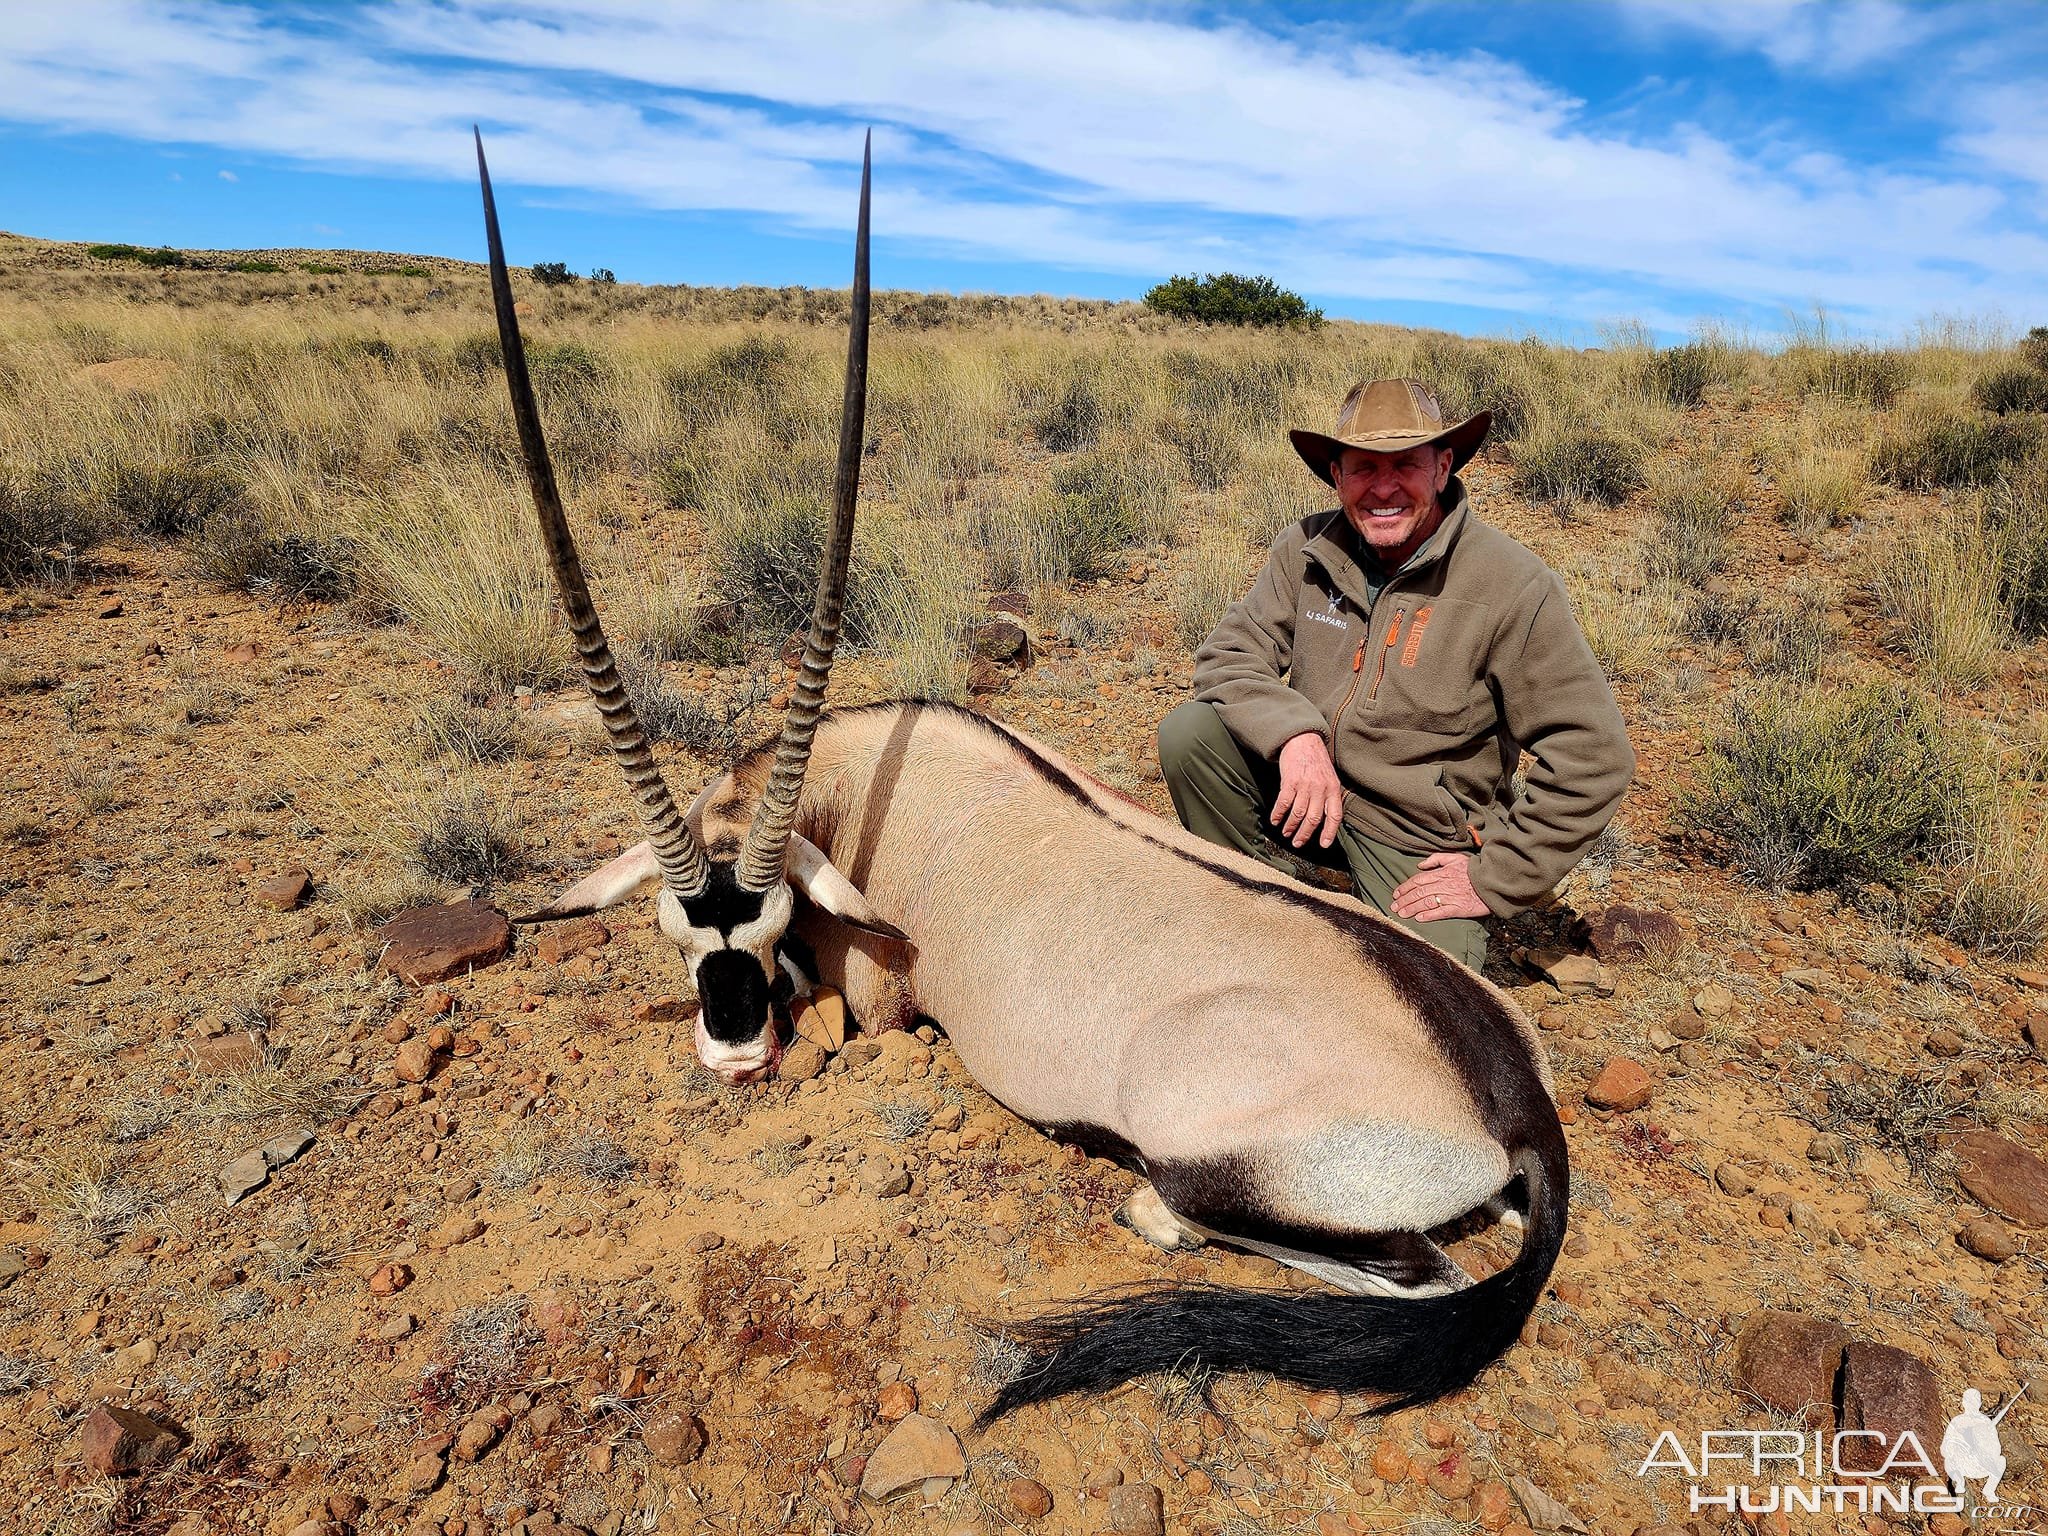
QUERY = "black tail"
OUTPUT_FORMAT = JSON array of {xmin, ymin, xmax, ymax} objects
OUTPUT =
[{"xmin": 976, "ymin": 1124, "xmax": 1567, "ymax": 1427}]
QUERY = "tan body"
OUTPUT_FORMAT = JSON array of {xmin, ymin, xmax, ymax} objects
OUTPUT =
[{"xmin": 685, "ymin": 701, "xmax": 1553, "ymax": 1256}]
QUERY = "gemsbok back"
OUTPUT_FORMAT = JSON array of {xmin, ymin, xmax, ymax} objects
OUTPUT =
[{"xmin": 473, "ymin": 130, "xmax": 1567, "ymax": 1425}]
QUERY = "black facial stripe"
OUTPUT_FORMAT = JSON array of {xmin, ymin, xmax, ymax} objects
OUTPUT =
[
  {"xmin": 681, "ymin": 863, "xmax": 768, "ymax": 934},
  {"xmin": 697, "ymin": 949, "xmax": 772, "ymax": 1044}
]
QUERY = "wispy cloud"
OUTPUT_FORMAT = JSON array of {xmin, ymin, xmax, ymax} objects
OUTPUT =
[
  {"xmin": 0, "ymin": 1, "xmax": 2043, "ymax": 332},
  {"xmin": 217, "ymin": 168, "xmax": 237, "ymax": 182}
]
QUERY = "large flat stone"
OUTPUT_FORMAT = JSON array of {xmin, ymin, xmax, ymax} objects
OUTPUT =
[
  {"xmin": 1953, "ymin": 1130, "xmax": 2048, "ymax": 1228},
  {"xmin": 1836, "ymin": 1341, "xmax": 1942, "ymax": 1476},
  {"xmin": 377, "ymin": 899, "xmax": 512, "ymax": 986},
  {"xmin": 1733, "ymin": 1309, "xmax": 1848, "ymax": 1431},
  {"xmin": 859, "ymin": 1413, "xmax": 964, "ymax": 1502}
]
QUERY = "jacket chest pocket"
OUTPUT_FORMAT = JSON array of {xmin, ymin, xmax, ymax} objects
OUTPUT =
[{"xmin": 1358, "ymin": 598, "xmax": 1491, "ymax": 735}]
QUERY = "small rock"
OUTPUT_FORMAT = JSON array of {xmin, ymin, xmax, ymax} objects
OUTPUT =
[
  {"xmin": 1526, "ymin": 949, "xmax": 1615, "ymax": 996},
  {"xmin": 1665, "ymin": 1012, "xmax": 1707, "ymax": 1040},
  {"xmin": 79, "ymin": 1404, "xmax": 180, "ymax": 1475},
  {"xmin": 393, "ymin": 1039, "xmax": 439, "ymax": 1084},
  {"xmin": 1781, "ymin": 967, "xmax": 1831, "ymax": 991},
  {"xmin": 1805, "ymin": 1131, "xmax": 1848, "ymax": 1167},
  {"xmin": 1713, "ymin": 1161, "xmax": 1755, "ymax": 1197},
  {"xmin": 220, "ymin": 1149, "xmax": 270, "ymax": 1205},
  {"xmin": 877, "ymin": 1381, "xmax": 918, "ymax": 1421},
  {"xmin": 1006, "ymin": 1478, "xmax": 1052, "ymax": 1519},
  {"xmin": 96, "ymin": 597, "xmax": 124, "ymax": 619},
  {"xmin": 452, "ymin": 1413, "xmax": 500, "ymax": 1463},
  {"xmin": 183, "ymin": 1031, "xmax": 268, "ymax": 1075},
  {"xmin": 859, "ymin": 1413, "xmax": 965, "ymax": 1502},
  {"xmin": 1835, "ymin": 1341, "xmax": 1942, "ymax": 1475},
  {"xmin": 1925, "ymin": 1029, "xmax": 1964, "ymax": 1058},
  {"xmin": 401, "ymin": 1450, "xmax": 444, "ymax": 1495},
  {"xmin": 1508, "ymin": 1476, "xmax": 1587, "ymax": 1533},
  {"xmin": 1958, "ymin": 1218, "xmax": 2020, "ymax": 1262},
  {"xmin": 426, "ymin": 1215, "xmax": 484, "ymax": 1250},
  {"xmin": 1787, "ymin": 1200, "xmax": 1827, "ymax": 1236},
  {"xmin": 253, "ymin": 867, "xmax": 312, "ymax": 912},
  {"xmin": 1953, "ymin": 1130, "xmax": 2048, "ymax": 1227},
  {"xmin": 794, "ymin": 987, "xmax": 848, "ymax": 1051},
  {"xmin": 862, "ymin": 1157, "xmax": 911, "ymax": 1198},
  {"xmin": 0, "ymin": 1249, "xmax": 24, "ymax": 1289},
  {"xmin": 779, "ymin": 1038, "xmax": 828, "ymax": 1083},
  {"xmin": 1106, "ymin": 1483, "xmax": 1164, "ymax": 1536},
  {"xmin": 536, "ymin": 918, "xmax": 608, "ymax": 965},
  {"xmin": 1582, "ymin": 905, "xmax": 1682, "ymax": 962},
  {"xmin": 1692, "ymin": 982, "xmax": 1735, "ymax": 1019},
  {"xmin": 642, "ymin": 1411, "xmax": 706, "ymax": 1466},
  {"xmin": 1733, "ymin": 1310, "xmax": 1847, "ymax": 1430},
  {"xmin": 968, "ymin": 620, "xmax": 1031, "ymax": 666},
  {"xmin": 375, "ymin": 1312, "xmax": 417, "ymax": 1342},
  {"xmin": 367, "ymin": 1262, "xmax": 412, "ymax": 1296},
  {"xmin": 262, "ymin": 1127, "xmax": 315, "ymax": 1168},
  {"xmin": 378, "ymin": 899, "xmax": 512, "ymax": 986},
  {"xmin": 1585, "ymin": 1058, "xmax": 1653, "ymax": 1111}
]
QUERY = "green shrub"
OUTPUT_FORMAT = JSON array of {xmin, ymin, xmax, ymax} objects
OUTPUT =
[
  {"xmin": 2020, "ymin": 327, "xmax": 2048, "ymax": 374},
  {"xmin": 589, "ymin": 268, "xmax": 617, "ymax": 285},
  {"xmin": 1042, "ymin": 452, "xmax": 1157, "ymax": 574},
  {"xmin": 706, "ymin": 495, "xmax": 880, "ymax": 644},
  {"xmin": 1144, "ymin": 272, "xmax": 1322, "ymax": 328},
  {"xmin": 1686, "ymin": 681, "xmax": 1985, "ymax": 895},
  {"xmin": 1032, "ymin": 375, "xmax": 1104, "ymax": 453},
  {"xmin": 666, "ymin": 334, "xmax": 809, "ymax": 443},
  {"xmin": 1985, "ymin": 455, "xmax": 2048, "ymax": 637},
  {"xmin": 1972, "ymin": 365, "xmax": 2048, "ymax": 415},
  {"xmin": 1781, "ymin": 345, "xmax": 1908, "ymax": 407},
  {"xmin": 410, "ymin": 786, "xmax": 526, "ymax": 886},
  {"xmin": 228, "ymin": 259, "xmax": 283, "ymax": 274},
  {"xmin": 1641, "ymin": 458, "xmax": 1742, "ymax": 582},
  {"xmin": 1870, "ymin": 409, "xmax": 2044, "ymax": 490},
  {"xmin": 1510, "ymin": 421, "xmax": 1646, "ymax": 506},
  {"xmin": 530, "ymin": 261, "xmax": 576, "ymax": 287},
  {"xmin": 104, "ymin": 459, "xmax": 245, "ymax": 538},
  {"xmin": 1650, "ymin": 344, "xmax": 1717, "ymax": 409},
  {"xmin": 299, "ymin": 262, "xmax": 345, "ymax": 276},
  {"xmin": 86, "ymin": 243, "xmax": 187, "ymax": 268},
  {"xmin": 0, "ymin": 466, "xmax": 99, "ymax": 585},
  {"xmin": 186, "ymin": 509, "xmax": 357, "ymax": 602}
]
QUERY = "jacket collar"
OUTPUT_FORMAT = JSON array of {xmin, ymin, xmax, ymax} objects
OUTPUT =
[{"xmin": 1302, "ymin": 477, "xmax": 1473, "ymax": 610}]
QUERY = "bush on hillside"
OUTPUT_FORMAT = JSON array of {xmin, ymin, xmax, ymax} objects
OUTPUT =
[
  {"xmin": 1781, "ymin": 345, "xmax": 1907, "ymax": 408},
  {"xmin": 1685, "ymin": 681, "xmax": 1984, "ymax": 896},
  {"xmin": 1870, "ymin": 408, "xmax": 2045, "ymax": 491},
  {"xmin": 1650, "ymin": 343, "xmax": 1718, "ymax": 409},
  {"xmin": 1985, "ymin": 454, "xmax": 2048, "ymax": 638},
  {"xmin": 1972, "ymin": 365, "xmax": 2048, "ymax": 415},
  {"xmin": 530, "ymin": 262, "xmax": 576, "ymax": 287},
  {"xmin": 87, "ymin": 243, "xmax": 188, "ymax": 269},
  {"xmin": 0, "ymin": 466, "xmax": 99, "ymax": 585},
  {"xmin": 2020, "ymin": 326, "xmax": 2048, "ymax": 374},
  {"xmin": 1144, "ymin": 272, "xmax": 1322, "ymax": 329},
  {"xmin": 1510, "ymin": 420, "xmax": 1646, "ymax": 506}
]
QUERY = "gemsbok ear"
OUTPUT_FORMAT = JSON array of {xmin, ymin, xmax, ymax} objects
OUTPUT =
[
  {"xmin": 787, "ymin": 833, "xmax": 908, "ymax": 942},
  {"xmin": 516, "ymin": 840, "xmax": 661, "ymax": 923}
]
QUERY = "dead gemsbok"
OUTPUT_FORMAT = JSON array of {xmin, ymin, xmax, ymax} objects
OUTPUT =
[{"xmin": 473, "ymin": 131, "xmax": 1567, "ymax": 1424}]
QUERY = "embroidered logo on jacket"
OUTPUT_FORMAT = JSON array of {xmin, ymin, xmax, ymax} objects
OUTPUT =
[
  {"xmin": 1399, "ymin": 604, "xmax": 1434, "ymax": 665},
  {"xmin": 1303, "ymin": 591, "xmax": 1349, "ymax": 630}
]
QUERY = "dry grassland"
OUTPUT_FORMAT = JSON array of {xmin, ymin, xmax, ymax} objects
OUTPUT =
[{"xmin": 0, "ymin": 234, "xmax": 2045, "ymax": 1536}]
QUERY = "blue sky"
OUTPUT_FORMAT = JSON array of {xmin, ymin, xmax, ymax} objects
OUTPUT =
[{"xmin": 3, "ymin": 1, "xmax": 2047, "ymax": 340}]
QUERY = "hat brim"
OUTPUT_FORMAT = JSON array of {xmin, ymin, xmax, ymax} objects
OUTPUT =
[{"xmin": 1289, "ymin": 410, "xmax": 1492, "ymax": 488}]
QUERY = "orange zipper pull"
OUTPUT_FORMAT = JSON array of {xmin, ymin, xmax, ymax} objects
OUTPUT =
[{"xmin": 1351, "ymin": 637, "xmax": 1367, "ymax": 671}]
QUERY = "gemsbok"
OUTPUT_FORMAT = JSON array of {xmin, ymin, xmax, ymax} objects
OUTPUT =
[{"xmin": 474, "ymin": 130, "xmax": 1566, "ymax": 1425}]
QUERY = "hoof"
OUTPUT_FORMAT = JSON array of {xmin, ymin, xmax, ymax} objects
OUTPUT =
[{"xmin": 1114, "ymin": 1187, "xmax": 1203, "ymax": 1252}]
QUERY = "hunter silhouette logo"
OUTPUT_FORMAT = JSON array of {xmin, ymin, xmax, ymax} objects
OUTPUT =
[
  {"xmin": 1636, "ymin": 1381, "xmax": 2031, "ymax": 1519},
  {"xmin": 1943, "ymin": 1383, "xmax": 2029, "ymax": 1510}
]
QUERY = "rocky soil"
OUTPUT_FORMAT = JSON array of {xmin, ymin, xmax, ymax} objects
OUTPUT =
[{"xmin": 2, "ymin": 452, "xmax": 2046, "ymax": 1536}]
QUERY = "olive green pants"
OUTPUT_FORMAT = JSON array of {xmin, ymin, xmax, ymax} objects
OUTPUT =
[{"xmin": 1157, "ymin": 700, "xmax": 1488, "ymax": 970}]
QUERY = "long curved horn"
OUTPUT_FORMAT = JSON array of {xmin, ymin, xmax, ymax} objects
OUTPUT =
[
  {"xmin": 737, "ymin": 131, "xmax": 872, "ymax": 892},
  {"xmin": 475, "ymin": 129, "xmax": 710, "ymax": 899}
]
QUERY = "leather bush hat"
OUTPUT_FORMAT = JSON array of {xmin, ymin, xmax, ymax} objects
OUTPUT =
[{"xmin": 1289, "ymin": 377, "xmax": 1491, "ymax": 487}]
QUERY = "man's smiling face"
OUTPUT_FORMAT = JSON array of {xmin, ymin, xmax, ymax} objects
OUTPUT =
[{"xmin": 1333, "ymin": 443, "xmax": 1453, "ymax": 565}]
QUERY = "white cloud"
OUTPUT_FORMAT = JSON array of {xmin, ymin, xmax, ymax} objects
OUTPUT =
[
  {"xmin": 1608, "ymin": 0, "xmax": 1949, "ymax": 74},
  {"xmin": 218, "ymin": 168, "xmax": 237, "ymax": 181},
  {"xmin": 0, "ymin": 0, "xmax": 2042, "ymax": 330}
]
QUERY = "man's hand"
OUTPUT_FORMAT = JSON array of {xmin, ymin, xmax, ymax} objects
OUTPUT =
[
  {"xmin": 1391, "ymin": 852, "xmax": 1490, "ymax": 922},
  {"xmin": 1271, "ymin": 731, "xmax": 1344, "ymax": 849}
]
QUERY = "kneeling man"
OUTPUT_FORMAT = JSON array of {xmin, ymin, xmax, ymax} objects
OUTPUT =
[{"xmin": 1160, "ymin": 378, "xmax": 1633, "ymax": 969}]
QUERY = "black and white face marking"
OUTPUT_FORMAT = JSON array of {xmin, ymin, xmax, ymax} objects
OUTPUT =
[{"xmin": 656, "ymin": 864, "xmax": 795, "ymax": 1083}]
